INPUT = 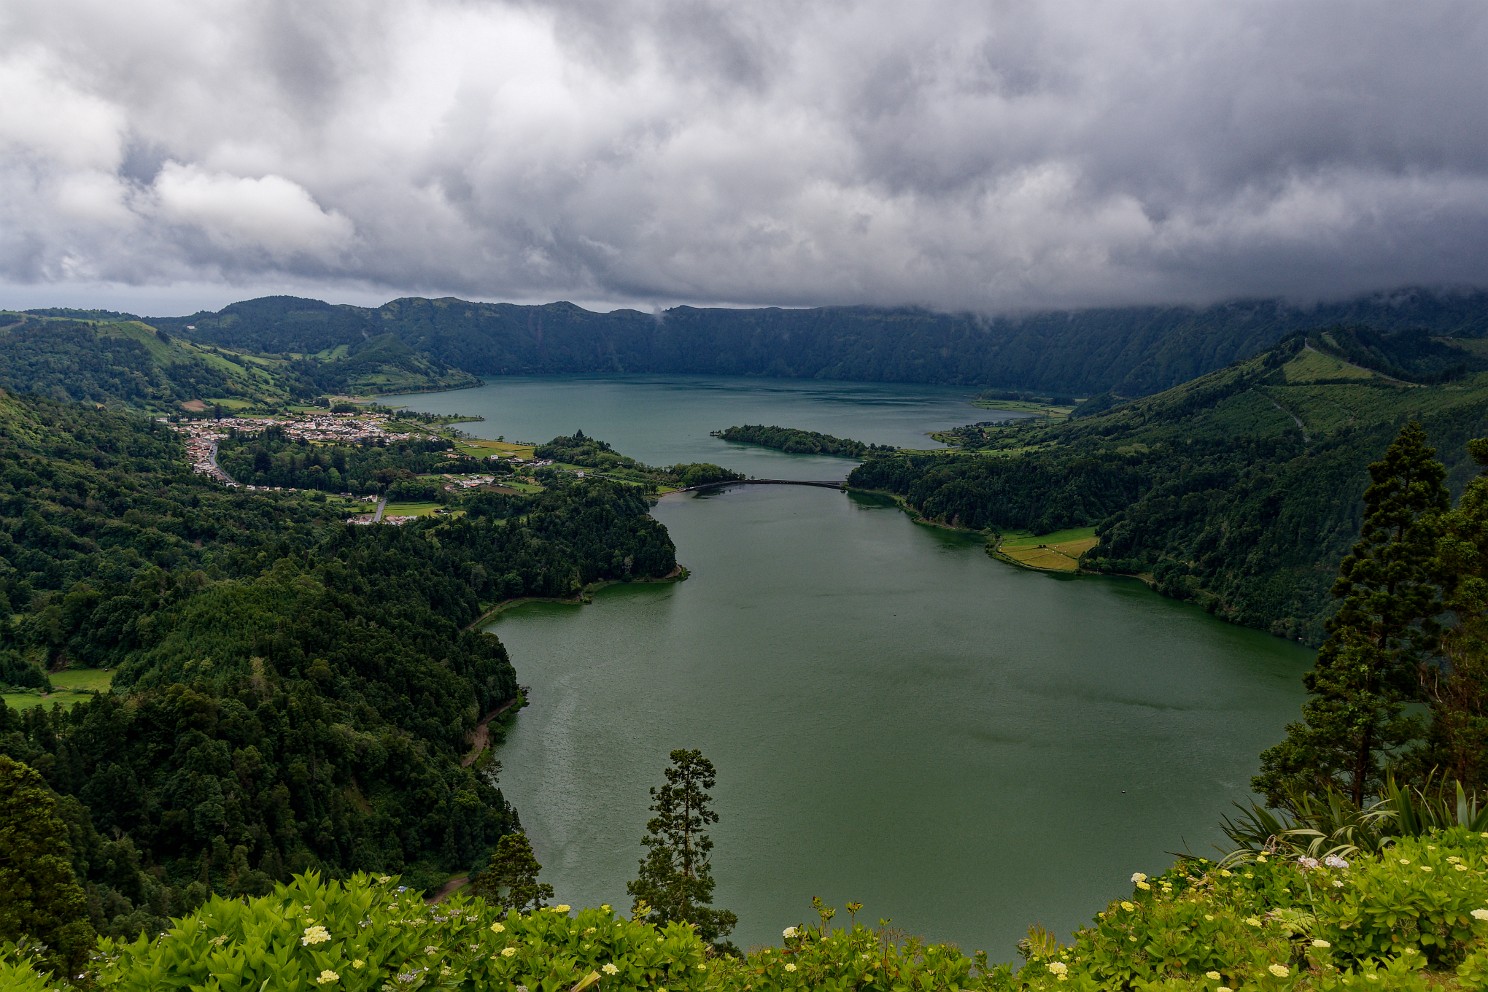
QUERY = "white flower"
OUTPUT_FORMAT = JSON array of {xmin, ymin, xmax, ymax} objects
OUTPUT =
[
  {"xmin": 1474, "ymin": 909, "xmax": 1488, "ymax": 921},
  {"xmin": 1046, "ymin": 961, "xmax": 1068, "ymax": 976},
  {"xmin": 601, "ymin": 963, "xmax": 619, "ymax": 975},
  {"xmin": 784, "ymin": 963, "xmax": 797, "ymax": 972},
  {"xmin": 316, "ymin": 970, "xmax": 339, "ymax": 985},
  {"xmin": 1297, "ymin": 856, "xmax": 1319, "ymax": 870},
  {"xmin": 1269, "ymin": 963, "xmax": 1289, "ymax": 978},
  {"xmin": 1324, "ymin": 855, "xmax": 1349, "ymax": 869},
  {"xmin": 501, "ymin": 947, "xmax": 516, "ymax": 958},
  {"xmin": 782, "ymin": 926, "xmax": 798, "ymax": 939},
  {"xmin": 1130, "ymin": 872, "xmax": 1147, "ymax": 883},
  {"xmin": 1205, "ymin": 971, "xmax": 1221, "ymax": 980},
  {"xmin": 1312, "ymin": 938, "xmax": 1331, "ymax": 948},
  {"xmin": 301, "ymin": 925, "xmax": 331, "ymax": 946}
]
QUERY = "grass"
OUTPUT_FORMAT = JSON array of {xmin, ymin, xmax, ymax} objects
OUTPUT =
[
  {"xmin": 995, "ymin": 526, "xmax": 1099, "ymax": 572},
  {"xmin": 383, "ymin": 501, "xmax": 444, "ymax": 518},
  {"xmin": 3, "ymin": 668, "xmax": 114, "ymax": 711},
  {"xmin": 456, "ymin": 437, "xmax": 536, "ymax": 460},
  {"xmin": 1281, "ymin": 346, "xmax": 1380, "ymax": 383}
]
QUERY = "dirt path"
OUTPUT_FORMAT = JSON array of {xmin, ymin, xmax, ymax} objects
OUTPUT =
[
  {"xmin": 1263, "ymin": 394, "xmax": 1311, "ymax": 443},
  {"xmin": 428, "ymin": 875, "xmax": 469, "ymax": 904},
  {"xmin": 462, "ymin": 697, "xmax": 520, "ymax": 767}
]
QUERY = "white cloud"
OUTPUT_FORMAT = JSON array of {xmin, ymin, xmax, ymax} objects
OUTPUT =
[
  {"xmin": 0, "ymin": 50, "xmax": 126, "ymax": 171},
  {"xmin": 1, "ymin": 0, "xmax": 1486, "ymax": 311},
  {"xmin": 148, "ymin": 162, "xmax": 354, "ymax": 262}
]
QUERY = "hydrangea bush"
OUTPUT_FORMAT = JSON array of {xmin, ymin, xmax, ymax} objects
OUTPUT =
[{"xmin": 9, "ymin": 827, "xmax": 1488, "ymax": 990}]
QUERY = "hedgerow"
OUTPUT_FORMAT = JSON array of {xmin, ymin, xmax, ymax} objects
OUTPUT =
[{"xmin": 9, "ymin": 827, "xmax": 1488, "ymax": 991}]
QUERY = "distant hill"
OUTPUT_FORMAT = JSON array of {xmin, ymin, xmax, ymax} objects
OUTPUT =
[
  {"xmin": 0, "ymin": 310, "xmax": 476, "ymax": 410},
  {"xmin": 151, "ymin": 287, "xmax": 1488, "ymax": 397},
  {"xmin": 850, "ymin": 327, "xmax": 1488, "ymax": 642},
  {"xmin": 0, "ymin": 314, "xmax": 261, "ymax": 408}
]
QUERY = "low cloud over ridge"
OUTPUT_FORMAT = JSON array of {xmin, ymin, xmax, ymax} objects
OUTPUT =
[{"xmin": 3, "ymin": 1, "xmax": 1487, "ymax": 313}]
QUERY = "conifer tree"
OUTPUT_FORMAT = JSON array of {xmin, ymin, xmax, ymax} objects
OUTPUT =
[
  {"xmin": 0, "ymin": 755, "xmax": 96, "ymax": 977},
  {"xmin": 469, "ymin": 831, "xmax": 553, "ymax": 912},
  {"xmin": 627, "ymin": 748, "xmax": 737, "ymax": 951},
  {"xmin": 1421, "ymin": 437, "xmax": 1488, "ymax": 788},
  {"xmin": 1254, "ymin": 421, "xmax": 1449, "ymax": 807}
]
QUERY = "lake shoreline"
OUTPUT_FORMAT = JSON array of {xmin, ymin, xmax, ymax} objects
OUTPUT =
[{"xmin": 466, "ymin": 564, "xmax": 690, "ymax": 630}]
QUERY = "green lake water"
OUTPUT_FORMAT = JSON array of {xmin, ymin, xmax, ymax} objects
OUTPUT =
[{"xmin": 398, "ymin": 376, "xmax": 1313, "ymax": 958}]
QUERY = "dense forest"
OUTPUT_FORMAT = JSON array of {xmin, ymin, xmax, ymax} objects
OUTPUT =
[
  {"xmin": 0, "ymin": 312, "xmax": 476, "ymax": 410},
  {"xmin": 851, "ymin": 331, "xmax": 1488, "ymax": 642},
  {"xmin": 149, "ymin": 287, "xmax": 1488, "ymax": 398},
  {"xmin": 0, "ymin": 318, "xmax": 241, "ymax": 407},
  {"xmin": 0, "ymin": 390, "xmax": 677, "ymax": 940},
  {"xmin": 534, "ymin": 431, "xmax": 744, "ymax": 489},
  {"xmin": 712, "ymin": 424, "xmax": 895, "ymax": 457}
]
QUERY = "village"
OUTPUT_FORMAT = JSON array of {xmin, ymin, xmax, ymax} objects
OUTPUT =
[{"xmin": 161, "ymin": 410, "xmax": 552, "ymax": 524}]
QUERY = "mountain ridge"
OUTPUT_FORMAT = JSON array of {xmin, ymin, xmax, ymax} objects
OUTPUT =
[{"xmin": 147, "ymin": 286, "xmax": 1488, "ymax": 398}]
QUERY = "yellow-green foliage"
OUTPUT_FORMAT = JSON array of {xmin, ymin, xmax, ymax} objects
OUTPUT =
[
  {"xmin": 1281, "ymin": 348, "xmax": 1380, "ymax": 384},
  {"xmin": 13, "ymin": 830, "xmax": 1488, "ymax": 990},
  {"xmin": 80, "ymin": 873, "xmax": 1009, "ymax": 992},
  {"xmin": 997, "ymin": 527, "xmax": 1098, "ymax": 572},
  {"xmin": 2, "ymin": 668, "xmax": 113, "ymax": 712},
  {"xmin": 0, "ymin": 949, "xmax": 56, "ymax": 992},
  {"xmin": 1018, "ymin": 829, "xmax": 1488, "ymax": 991}
]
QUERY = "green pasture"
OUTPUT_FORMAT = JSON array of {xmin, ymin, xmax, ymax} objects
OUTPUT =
[
  {"xmin": 1281, "ymin": 346, "xmax": 1379, "ymax": 383},
  {"xmin": 456, "ymin": 437, "xmax": 536, "ymax": 460},
  {"xmin": 384, "ymin": 501, "xmax": 444, "ymax": 518},
  {"xmin": 3, "ymin": 667, "xmax": 114, "ymax": 712},
  {"xmin": 995, "ymin": 526, "xmax": 1099, "ymax": 572}
]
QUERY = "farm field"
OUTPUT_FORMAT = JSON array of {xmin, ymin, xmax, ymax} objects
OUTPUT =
[
  {"xmin": 995, "ymin": 526, "xmax": 1099, "ymax": 572},
  {"xmin": 2, "ymin": 667, "xmax": 113, "ymax": 711}
]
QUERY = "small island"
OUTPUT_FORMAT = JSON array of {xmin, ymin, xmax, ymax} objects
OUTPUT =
[{"xmin": 712, "ymin": 424, "xmax": 896, "ymax": 458}]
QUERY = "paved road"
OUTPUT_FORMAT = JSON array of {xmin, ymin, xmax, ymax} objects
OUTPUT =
[{"xmin": 206, "ymin": 441, "xmax": 238, "ymax": 485}]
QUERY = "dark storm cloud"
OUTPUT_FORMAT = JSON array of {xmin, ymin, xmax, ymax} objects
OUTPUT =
[{"xmin": 2, "ymin": 0, "xmax": 1486, "ymax": 313}]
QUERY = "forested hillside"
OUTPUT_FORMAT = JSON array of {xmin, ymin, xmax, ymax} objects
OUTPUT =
[
  {"xmin": 0, "ymin": 312, "xmax": 476, "ymax": 410},
  {"xmin": 152, "ymin": 287, "xmax": 1488, "ymax": 397},
  {"xmin": 851, "ymin": 332, "xmax": 1488, "ymax": 641},
  {"xmin": 0, "ymin": 390, "xmax": 677, "ymax": 938}
]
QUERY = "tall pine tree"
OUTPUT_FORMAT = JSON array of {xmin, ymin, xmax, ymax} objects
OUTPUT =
[
  {"xmin": 1420, "ymin": 437, "xmax": 1488, "ymax": 789},
  {"xmin": 627, "ymin": 749, "xmax": 737, "ymax": 951},
  {"xmin": 1254, "ymin": 421, "xmax": 1449, "ymax": 807}
]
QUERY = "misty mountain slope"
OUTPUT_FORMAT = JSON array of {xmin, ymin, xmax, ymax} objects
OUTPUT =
[{"xmin": 152, "ymin": 287, "xmax": 1488, "ymax": 398}]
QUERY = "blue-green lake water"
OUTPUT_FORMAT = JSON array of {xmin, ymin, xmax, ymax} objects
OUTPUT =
[{"xmin": 397, "ymin": 376, "xmax": 1313, "ymax": 958}]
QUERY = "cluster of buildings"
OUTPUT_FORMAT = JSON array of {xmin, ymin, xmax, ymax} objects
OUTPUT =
[
  {"xmin": 162, "ymin": 412, "xmax": 425, "ymax": 485},
  {"xmin": 163, "ymin": 412, "xmax": 525, "ymax": 525}
]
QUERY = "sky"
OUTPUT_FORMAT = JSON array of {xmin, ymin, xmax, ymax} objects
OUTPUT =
[{"xmin": 2, "ymin": 1, "xmax": 1487, "ymax": 317}]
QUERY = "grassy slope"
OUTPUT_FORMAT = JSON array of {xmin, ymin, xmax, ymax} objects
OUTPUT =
[{"xmin": 1, "ymin": 668, "xmax": 115, "ymax": 712}]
